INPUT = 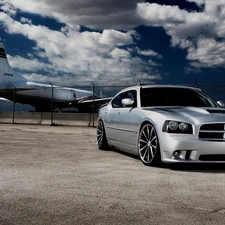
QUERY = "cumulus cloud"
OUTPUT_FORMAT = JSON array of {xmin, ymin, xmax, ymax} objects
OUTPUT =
[
  {"xmin": 20, "ymin": 17, "xmax": 32, "ymax": 24},
  {"xmin": 99, "ymin": 30, "xmax": 134, "ymax": 48},
  {"xmin": 0, "ymin": 6, "xmax": 161, "ymax": 86},
  {"xmin": 109, "ymin": 48, "xmax": 131, "ymax": 59},
  {"xmin": 0, "ymin": 1, "xmax": 16, "ymax": 16},
  {"xmin": 186, "ymin": 37, "xmax": 225, "ymax": 68},
  {"xmin": 136, "ymin": 47, "xmax": 163, "ymax": 58},
  {"xmin": 7, "ymin": 55, "xmax": 54, "ymax": 72},
  {"xmin": 1, "ymin": 0, "xmax": 225, "ymax": 85},
  {"xmin": 136, "ymin": 3, "xmax": 186, "ymax": 26},
  {"xmin": 2, "ymin": 0, "xmax": 144, "ymax": 30},
  {"xmin": 136, "ymin": 1, "xmax": 225, "ymax": 69},
  {"xmin": 148, "ymin": 59, "xmax": 161, "ymax": 67}
]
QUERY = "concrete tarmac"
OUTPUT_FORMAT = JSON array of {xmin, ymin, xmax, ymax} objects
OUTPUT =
[{"xmin": 1, "ymin": 124, "xmax": 225, "ymax": 225}]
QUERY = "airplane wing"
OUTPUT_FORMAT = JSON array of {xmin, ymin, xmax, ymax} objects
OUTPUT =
[
  {"xmin": 0, "ymin": 97, "xmax": 10, "ymax": 101},
  {"xmin": 77, "ymin": 97, "xmax": 112, "ymax": 112}
]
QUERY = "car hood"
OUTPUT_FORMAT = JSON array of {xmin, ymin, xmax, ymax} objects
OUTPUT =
[{"xmin": 143, "ymin": 106, "xmax": 225, "ymax": 123}]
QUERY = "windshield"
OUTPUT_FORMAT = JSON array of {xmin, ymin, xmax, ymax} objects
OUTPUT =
[{"xmin": 140, "ymin": 87, "xmax": 219, "ymax": 108}]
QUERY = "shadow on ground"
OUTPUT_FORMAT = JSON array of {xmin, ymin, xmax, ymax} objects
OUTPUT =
[{"xmin": 112, "ymin": 148, "xmax": 225, "ymax": 173}]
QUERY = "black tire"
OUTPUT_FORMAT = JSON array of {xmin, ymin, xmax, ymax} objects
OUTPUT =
[
  {"xmin": 96, "ymin": 120, "xmax": 109, "ymax": 150},
  {"xmin": 138, "ymin": 123, "xmax": 161, "ymax": 166}
]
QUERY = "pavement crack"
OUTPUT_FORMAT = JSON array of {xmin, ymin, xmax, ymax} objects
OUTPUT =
[{"xmin": 210, "ymin": 208, "xmax": 225, "ymax": 214}]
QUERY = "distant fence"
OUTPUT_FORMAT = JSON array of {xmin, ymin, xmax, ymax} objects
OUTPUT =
[
  {"xmin": 0, "ymin": 112, "xmax": 98, "ymax": 127},
  {"xmin": 1, "ymin": 83, "xmax": 225, "ymax": 127}
]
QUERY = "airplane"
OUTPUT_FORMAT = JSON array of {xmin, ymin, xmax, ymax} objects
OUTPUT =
[{"xmin": 0, "ymin": 39, "xmax": 110, "ymax": 112}]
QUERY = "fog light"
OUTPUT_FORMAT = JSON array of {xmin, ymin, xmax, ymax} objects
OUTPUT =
[{"xmin": 172, "ymin": 151, "xmax": 180, "ymax": 159}]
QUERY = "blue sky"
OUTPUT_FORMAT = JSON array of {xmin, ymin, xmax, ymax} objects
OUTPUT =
[{"xmin": 1, "ymin": 0, "xmax": 225, "ymax": 101}]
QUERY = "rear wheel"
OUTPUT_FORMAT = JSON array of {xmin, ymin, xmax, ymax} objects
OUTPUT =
[
  {"xmin": 138, "ymin": 123, "xmax": 161, "ymax": 166},
  {"xmin": 97, "ymin": 120, "xmax": 109, "ymax": 150}
]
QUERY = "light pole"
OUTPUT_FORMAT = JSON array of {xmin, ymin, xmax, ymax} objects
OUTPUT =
[
  {"xmin": 91, "ymin": 82, "xmax": 95, "ymax": 127},
  {"xmin": 50, "ymin": 82, "xmax": 54, "ymax": 125},
  {"xmin": 12, "ymin": 84, "xmax": 16, "ymax": 124}
]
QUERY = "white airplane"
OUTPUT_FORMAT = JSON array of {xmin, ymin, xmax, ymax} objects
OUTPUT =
[{"xmin": 0, "ymin": 39, "xmax": 109, "ymax": 112}]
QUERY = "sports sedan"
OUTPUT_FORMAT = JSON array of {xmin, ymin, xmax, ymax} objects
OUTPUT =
[{"xmin": 96, "ymin": 85, "xmax": 225, "ymax": 166}]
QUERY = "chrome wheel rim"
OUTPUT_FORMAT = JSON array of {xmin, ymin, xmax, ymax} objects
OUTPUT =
[
  {"xmin": 97, "ymin": 121, "xmax": 104, "ymax": 147},
  {"xmin": 138, "ymin": 124, "xmax": 158, "ymax": 164}
]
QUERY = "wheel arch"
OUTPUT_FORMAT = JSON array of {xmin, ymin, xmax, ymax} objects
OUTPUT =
[{"xmin": 138, "ymin": 119, "xmax": 158, "ymax": 135}]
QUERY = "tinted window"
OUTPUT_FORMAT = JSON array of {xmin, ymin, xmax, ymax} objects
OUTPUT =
[
  {"xmin": 112, "ymin": 90, "xmax": 137, "ymax": 108},
  {"xmin": 140, "ymin": 88, "xmax": 218, "ymax": 107}
]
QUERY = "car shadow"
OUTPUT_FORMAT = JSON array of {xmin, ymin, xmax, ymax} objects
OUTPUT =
[
  {"xmin": 112, "ymin": 148, "xmax": 140, "ymax": 160},
  {"xmin": 112, "ymin": 149, "xmax": 225, "ymax": 173},
  {"xmin": 166, "ymin": 163, "xmax": 225, "ymax": 173}
]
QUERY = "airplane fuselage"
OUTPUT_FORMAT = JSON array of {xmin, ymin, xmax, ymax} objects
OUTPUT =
[
  {"xmin": 0, "ymin": 40, "xmax": 95, "ymax": 112},
  {"xmin": 0, "ymin": 81, "xmax": 93, "ymax": 111}
]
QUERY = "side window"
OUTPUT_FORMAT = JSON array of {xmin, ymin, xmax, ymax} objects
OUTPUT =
[
  {"xmin": 112, "ymin": 93, "xmax": 124, "ymax": 108},
  {"xmin": 126, "ymin": 90, "xmax": 137, "ymax": 107},
  {"xmin": 112, "ymin": 90, "xmax": 137, "ymax": 108}
]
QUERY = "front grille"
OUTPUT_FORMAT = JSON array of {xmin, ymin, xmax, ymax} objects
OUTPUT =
[
  {"xmin": 198, "ymin": 123, "xmax": 225, "ymax": 140},
  {"xmin": 199, "ymin": 154, "xmax": 225, "ymax": 161}
]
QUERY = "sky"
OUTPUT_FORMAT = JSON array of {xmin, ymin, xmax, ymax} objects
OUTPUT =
[{"xmin": 1, "ymin": 0, "xmax": 225, "ymax": 102}]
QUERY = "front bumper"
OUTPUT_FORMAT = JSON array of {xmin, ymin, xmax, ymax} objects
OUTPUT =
[{"xmin": 160, "ymin": 133, "xmax": 225, "ymax": 163}]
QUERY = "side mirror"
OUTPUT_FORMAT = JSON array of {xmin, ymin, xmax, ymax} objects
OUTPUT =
[
  {"xmin": 217, "ymin": 101, "xmax": 225, "ymax": 108},
  {"xmin": 122, "ymin": 98, "xmax": 134, "ymax": 107}
]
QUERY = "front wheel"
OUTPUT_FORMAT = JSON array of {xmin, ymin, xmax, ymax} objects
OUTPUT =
[
  {"xmin": 96, "ymin": 120, "xmax": 109, "ymax": 150},
  {"xmin": 138, "ymin": 123, "xmax": 161, "ymax": 166}
]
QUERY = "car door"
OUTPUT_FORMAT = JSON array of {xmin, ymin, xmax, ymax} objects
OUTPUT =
[
  {"xmin": 114, "ymin": 90, "xmax": 139, "ymax": 149},
  {"xmin": 104, "ymin": 92, "xmax": 124, "ymax": 142}
]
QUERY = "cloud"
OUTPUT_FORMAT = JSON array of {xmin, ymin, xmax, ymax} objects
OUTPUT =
[
  {"xmin": 136, "ymin": 47, "xmax": 163, "ymax": 58},
  {"xmin": 148, "ymin": 59, "xmax": 161, "ymax": 67},
  {"xmin": 3, "ymin": 0, "xmax": 144, "ymax": 30},
  {"xmin": 137, "ymin": 3, "xmax": 186, "ymax": 26},
  {"xmin": 8, "ymin": 55, "xmax": 53, "ymax": 72},
  {"xmin": 99, "ymin": 30, "xmax": 134, "ymax": 48},
  {"xmin": 2, "ymin": 0, "xmax": 225, "ymax": 84},
  {"xmin": 109, "ymin": 48, "xmax": 131, "ymax": 59},
  {"xmin": 0, "ymin": 1, "xmax": 16, "ymax": 16},
  {"xmin": 186, "ymin": 0, "xmax": 205, "ymax": 6},
  {"xmin": 0, "ymin": 7, "xmax": 161, "ymax": 86},
  {"xmin": 136, "ymin": 1, "xmax": 225, "ymax": 69},
  {"xmin": 186, "ymin": 37, "xmax": 225, "ymax": 68},
  {"xmin": 20, "ymin": 17, "xmax": 32, "ymax": 24}
]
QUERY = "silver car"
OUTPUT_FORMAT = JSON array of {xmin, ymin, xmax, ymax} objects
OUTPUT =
[{"xmin": 96, "ymin": 85, "xmax": 225, "ymax": 166}]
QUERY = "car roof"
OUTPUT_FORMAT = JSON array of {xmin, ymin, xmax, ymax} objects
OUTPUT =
[{"xmin": 120, "ymin": 84, "xmax": 202, "ymax": 92}]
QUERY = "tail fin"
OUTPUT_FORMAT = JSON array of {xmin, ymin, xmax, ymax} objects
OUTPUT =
[
  {"xmin": 0, "ymin": 39, "xmax": 27, "ymax": 86},
  {"xmin": 0, "ymin": 40, "xmax": 7, "ymax": 59}
]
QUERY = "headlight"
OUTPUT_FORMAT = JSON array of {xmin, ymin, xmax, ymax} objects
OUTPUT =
[
  {"xmin": 163, "ymin": 120, "xmax": 193, "ymax": 134},
  {"xmin": 168, "ymin": 121, "xmax": 178, "ymax": 130}
]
